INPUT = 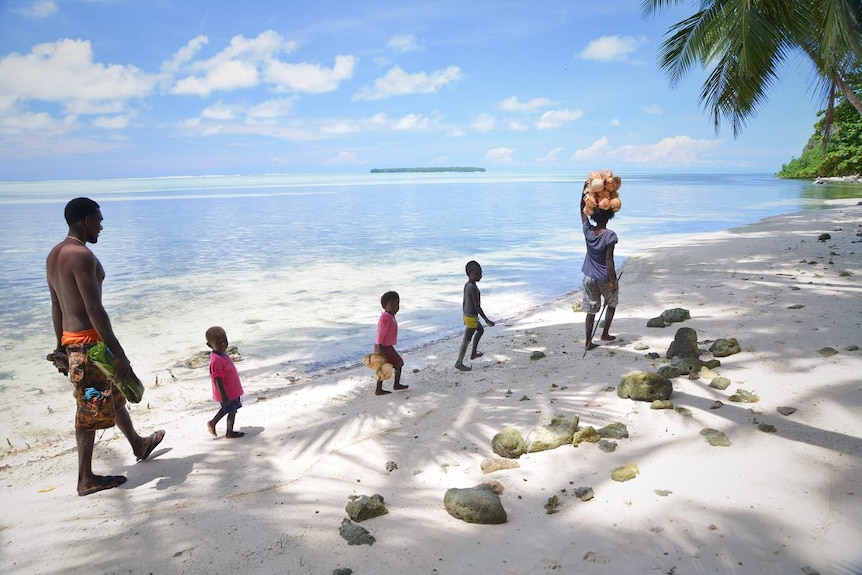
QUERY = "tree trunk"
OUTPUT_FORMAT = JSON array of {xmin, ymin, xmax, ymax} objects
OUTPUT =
[{"xmin": 836, "ymin": 74, "xmax": 862, "ymax": 116}]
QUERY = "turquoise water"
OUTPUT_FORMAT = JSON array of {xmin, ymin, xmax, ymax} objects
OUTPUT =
[{"xmin": 0, "ymin": 172, "xmax": 852, "ymax": 380}]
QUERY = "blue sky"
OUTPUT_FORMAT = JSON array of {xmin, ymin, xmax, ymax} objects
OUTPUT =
[{"xmin": 0, "ymin": 0, "xmax": 825, "ymax": 180}]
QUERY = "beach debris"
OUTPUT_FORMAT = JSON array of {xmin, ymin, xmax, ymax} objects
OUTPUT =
[
  {"xmin": 481, "ymin": 457, "xmax": 520, "ymax": 474},
  {"xmin": 529, "ymin": 351, "xmax": 546, "ymax": 360},
  {"xmin": 703, "ymin": 359, "xmax": 721, "ymax": 369},
  {"xmin": 667, "ymin": 327, "xmax": 699, "ymax": 359},
  {"xmin": 787, "ymin": 304, "xmax": 805, "ymax": 309},
  {"xmin": 545, "ymin": 495, "xmax": 561, "ymax": 514},
  {"xmin": 597, "ymin": 439, "xmax": 617, "ymax": 453},
  {"xmin": 801, "ymin": 566, "xmax": 822, "ymax": 575},
  {"xmin": 617, "ymin": 371, "xmax": 673, "ymax": 402},
  {"xmin": 709, "ymin": 377, "xmax": 731, "ymax": 390},
  {"xmin": 443, "ymin": 482, "xmax": 507, "ymax": 524},
  {"xmin": 525, "ymin": 415, "xmax": 579, "ymax": 453},
  {"xmin": 729, "ymin": 389, "xmax": 760, "ymax": 403},
  {"xmin": 645, "ymin": 351, "xmax": 661, "ymax": 359},
  {"xmin": 339, "ymin": 518, "xmax": 375, "ymax": 545},
  {"xmin": 611, "ymin": 463, "xmax": 640, "ymax": 482},
  {"xmin": 634, "ymin": 342, "xmax": 650, "ymax": 350},
  {"xmin": 597, "ymin": 422, "xmax": 629, "ymax": 439},
  {"xmin": 699, "ymin": 366, "xmax": 719, "ymax": 380},
  {"xmin": 817, "ymin": 347, "xmax": 838, "ymax": 358},
  {"xmin": 670, "ymin": 356, "xmax": 704, "ymax": 375},
  {"xmin": 345, "ymin": 494, "xmax": 388, "ymax": 522},
  {"xmin": 491, "ymin": 427, "xmax": 526, "ymax": 459},
  {"xmin": 651, "ymin": 400, "xmax": 674, "ymax": 410},
  {"xmin": 657, "ymin": 365, "xmax": 682, "ymax": 378},
  {"xmin": 661, "ymin": 308, "xmax": 691, "ymax": 324},
  {"xmin": 385, "ymin": 461, "xmax": 398, "ymax": 472},
  {"xmin": 710, "ymin": 400, "xmax": 724, "ymax": 410},
  {"xmin": 675, "ymin": 407, "xmax": 693, "ymax": 418},
  {"xmin": 572, "ymin": 426, "xmax": 601, "ymax": 447},
  {"xmin": 818, "ymin": 233, "xmax": 831, "ymax": 241},
  {"xmin": 844, "ymin": 345, "xmax": 859, "ymax": 351},
  {"xmin": 519, "ymin": 395, "xmax": 531, "ymax": 401},
  {"xmin": 838, "ymin": 270, "xmax": 852, "ymax": 277},
  {"xmin": 709, "ymin": 338, "xmax": 741, "ymax": 357},
  {"xmin": 758, "ymin": 423, "xmax": 777, "ymax": 433},
  {"xmin": 700, "ymin": 428, "xmax": 731, "ymax": 446},
  {"xmin": 777, "ymin": 406, "xmax": 797, "ymax": 416},
  {"xmin": 181, "ymin": 345, "xmax": 241, "ymax": 369},
  {"xmin": 574, "ymin": 486, "xmax": 594, "ymax": 501},
  {"xmin": 332, "ymin": 568, "xmax": 353, "ymax": 575},
  {"xmin": 583, "ymin": 551, "xmax": 610, "ymax": 564},
  {"xmin": 688, "ymin": 371, "xmax": 701, "ymax": 380},
  {"xmin": 654, "ymin": 489, "xmax": 672, "ymax": 497}
]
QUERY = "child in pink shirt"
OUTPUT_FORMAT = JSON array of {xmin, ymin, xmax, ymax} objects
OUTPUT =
[
  {"xmin": 205, "ymin": 326, "xmax": 245, "ymax": 438},
  {"xmin": 373, "ymin": 291, "xmax": 408, "ymax": 396}
]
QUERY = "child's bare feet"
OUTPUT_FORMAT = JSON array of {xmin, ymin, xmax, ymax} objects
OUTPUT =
[
  {"xmin": 375, "ymin": 388, "xmax": 392, "ymax": 395},
  {"xmin": 470, "ymin": 351, "xmax": 484, "ymax": 359},
  {"xmin": 455, "ymin": 362, "xmax": 471, "ymax": 371},
  {"xmin": 225, "ymin": 431, "xmax": 245, "ymax": 439},
  {"xmin": 394, "ymin": 383, "xmax": 409, "ymax": 390},
  {"xmin": 207, "ymin": 421, "xmax": 217, "ymax": 437}
]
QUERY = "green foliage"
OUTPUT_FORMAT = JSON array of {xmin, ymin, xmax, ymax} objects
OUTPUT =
[{"xmin": 779, "ymin": 68, "xmax": 862, "ymax": 178}]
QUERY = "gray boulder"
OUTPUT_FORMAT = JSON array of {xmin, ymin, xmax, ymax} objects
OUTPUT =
[
  {"xmin": 444, "ymin": 483, "xmax": 507, "ymax": 524},
  {"xmin": 656, "ymin": 364, "xmax": 682, "ymax": 378},
  {"xmin": 597, "ymin": 422, "xmax": 629, "ymax": 439},
  {"xmin": 525, "ymin": 415, "xmax": 579, "ymax": 453},
  {"xmin": 667, "ymin": 327, "xmax": 699, "ymax": 359},
  {"xmin": 339, "ymin": 518, "xmax": 375, "ymax": 546},
  {"xmin": 669, "ymin": 356, "xmax": 703, "ymax": 375},
  {"xmin": 661, "ymin": 308, "xmax": 691, "ymax": 324},
  {"xmin": 491, "ymin": 426, "xmax": 526, "ymax": 459},
  {"xmin": 709, "ymin": 338, "xmax": 741, "ymax": 357},
  {"xmin": 345, "ymin": 494, "xmax": 388, "ymax": 522},
  {"xmin": 618, "ymin": 371, "xmax": 673, "ymax": 402}
]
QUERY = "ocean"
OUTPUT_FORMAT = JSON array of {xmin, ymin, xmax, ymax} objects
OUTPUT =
[{"xmin": 0, "ymin": 172, "xmax": 855, "ymax": 406}]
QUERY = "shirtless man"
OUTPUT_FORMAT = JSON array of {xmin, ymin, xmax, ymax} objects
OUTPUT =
[{"xmin": 46, "ymin": 197, "xmax": 164, "ymax": 496}]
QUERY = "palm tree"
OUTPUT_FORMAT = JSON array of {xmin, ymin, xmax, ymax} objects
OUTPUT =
[{"xmin": 642, "ymin": 0, "xmax": 862, "ymax": 140}]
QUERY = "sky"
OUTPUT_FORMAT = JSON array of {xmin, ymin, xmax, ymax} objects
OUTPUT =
[{"xmin": 0, "ymin": 0, "xmax": 827, "ymax": 180}]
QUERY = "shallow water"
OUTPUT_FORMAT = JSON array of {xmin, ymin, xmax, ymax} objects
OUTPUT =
[{"xmin": 0, "ymin": 172, "xmax": 852, "ymax": 414}]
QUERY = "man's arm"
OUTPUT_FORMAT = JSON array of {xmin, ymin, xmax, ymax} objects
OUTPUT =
[
  {"xmin": 70, "ymin": 250, "xmax": 133, "ymax": 379},
  {"xmin": 605, "ymin": 244, "xmax": 617, "ymax": 291},
  {"xmin": 580, "ymin": 189, "xmax": 589, "ymax": 225}
]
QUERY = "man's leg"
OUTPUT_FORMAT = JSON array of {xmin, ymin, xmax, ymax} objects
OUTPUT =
[
  {"xmin": 585, "ymin": 313, "xmax": 599, "ymax": 350},
  {"xmin": 601, "ymin": 306, "xmax": 617, "ymax": 341},
  {"xmin": 470, "ymin": 324, "xmax": 485, "ymax": 358},
  {"xmin": 76, "ymin": 429, "xmax": 126, "ymax": 495},
  {"xmin": 115, "ymin": 406, "xmax": 164, "ymax": 461},
  {"xmin": 455, "ymin": 328, "xmax": 475, "ymax": 370}
]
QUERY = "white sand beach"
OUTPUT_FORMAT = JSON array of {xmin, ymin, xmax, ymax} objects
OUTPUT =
[{"xmin": 2, "ymin": 201, "xmax": 861, "ymax": 575}]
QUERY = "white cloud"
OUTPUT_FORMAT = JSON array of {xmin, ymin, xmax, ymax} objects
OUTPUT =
[
  {"xmin": 471, "ymin": 113, "xmax": 495, "ymax": 132},
  {"xmin": 536, "ymin": 146, "xmax": 565, "ymax": 163},
  {"xmin": 508, "ymin": 121, "xmax": 528, "ymax": 131},
  {"xmin": 484, "ymin": 147, "xmax": 516, "ymax": 164},
  {"xmin": 640, "ymin": 104, "xmax": 663, "ymax": 115},
  {"xmin": 446, "ymin": 127, "xmax": 466, "ymax": 137},
  {"xmin": 200, "ymin": 102, "xmax": 239, "ymax": 121},
  {"xmin": 172, "ymin": 60, "xmax": 259, "ymax": 96},
  {"xmin": 170, "ymin": 31, "xmax": 301, "ymax": 96},
  {"xmin": 392, "ymin": 113, "xmax": 434, "ymax": 131},
  {"xmin": 321, "ymin": 121, "xmax": 360, "ymax": 135},
  {"xmin": 388, "ymin": 34, "xmax": 421, "ymax": 53},
  {"xmin": 610, "ymin": 118, "xmax": 620, "ymax": 126},
  {"xmin": 325, "ymin": 151, "xmax": 364, "ymax": 165},
  {"xmin": 572, "ymin": 136, "xmax": 611, "ymax": 160},
  {"xmin": 499, "ymin": 96, "xmax": 552, "ymax": 112},
  {"xmin": 0, "ymin": 39, "xmax": 155, "ymax": 109},
  {"xmin": 265, "ymin": 55, "xmax": 356, "ymax": 94},
  {"xmin": 91, "ymin": 115, "xmax": 131, "ymax": 129},
  {"xmin": 353, "ymin": 65, "xmax": 461, "ymax": 101},
  {"xmin": 14, "ymin": 0, "xmax": 57, "ymax": 18},
  {"xmin": 573, "ymin": 135, "xmax": 724, "ymax": 166},
  {"xmin": 246, "ymin": 98, "xmax": 296, "ymax": 123},
  {"xmin": 580, "ymin": 35, "xmax": 646, "ymax": 62},
  {"xmin": 535, "ymin": 108, "xmax": 582, "ymax": 130}
]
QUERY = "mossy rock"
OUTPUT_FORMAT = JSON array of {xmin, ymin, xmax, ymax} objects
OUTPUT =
[{"xmin": 618, "ymin": 371, "xmax": 672, "ymax": 402}]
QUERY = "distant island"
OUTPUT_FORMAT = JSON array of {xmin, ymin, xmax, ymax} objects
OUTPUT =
[{"xmin": 370, "ymin": 167, "xmax": 486, "ymax": 173}]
